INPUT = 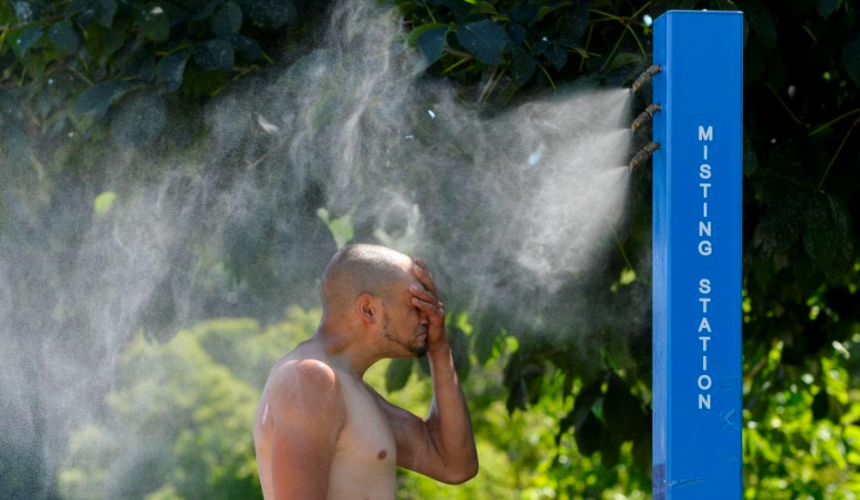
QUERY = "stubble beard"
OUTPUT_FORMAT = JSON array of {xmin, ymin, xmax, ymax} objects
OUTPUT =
[{"xmin": 381, "ymin": 311, "xmax": 427, "ymax": 357}]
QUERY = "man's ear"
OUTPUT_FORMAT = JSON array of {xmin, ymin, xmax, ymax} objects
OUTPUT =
[{"xmin": 356, "ymin": 293, "xmax": 377, "ymax": 325}]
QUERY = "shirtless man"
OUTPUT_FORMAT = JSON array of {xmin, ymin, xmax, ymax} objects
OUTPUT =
[{"xmin": 253, "ymin": 244, "xmax": 479, "ymax": 499}]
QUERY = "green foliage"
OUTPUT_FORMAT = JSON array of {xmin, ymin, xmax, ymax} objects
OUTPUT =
[
  {"xmin": 389, "ymin": 0, "xmax": 860, "ymax": 495},
  {"xmin": 59, "ymin": 307, "xmax": 319, "ymax": 500},
  {"xmin": 3, "ymin": 0, "xmax": 860, "ymax": 497}
]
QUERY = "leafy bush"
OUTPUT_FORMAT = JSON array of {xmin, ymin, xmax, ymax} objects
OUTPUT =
[{"xmin": 3, "ymin": 0, "xmax": 860, "ymax": 498}]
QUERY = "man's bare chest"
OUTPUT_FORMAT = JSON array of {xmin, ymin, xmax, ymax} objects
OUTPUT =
[{"xmin": 334, "ymin": 380, "xmax": 397, "ymax": 469}]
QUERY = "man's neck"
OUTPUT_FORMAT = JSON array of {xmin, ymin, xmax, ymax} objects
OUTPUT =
[{"xmin": 312, "ymin": 326, "xmax": 380, "ymax": 379}]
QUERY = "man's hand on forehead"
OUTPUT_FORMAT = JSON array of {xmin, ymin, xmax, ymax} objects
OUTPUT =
[{"xmin": 408, "ymin": 257, "xmax": 447, "ymax": 346}]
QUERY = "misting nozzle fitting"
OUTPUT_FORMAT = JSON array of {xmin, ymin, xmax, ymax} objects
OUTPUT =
[
  {"xmin": 631, "ymin": 103, "xmax": 662, "ymax": 131},
  {"xmin": 631, "ymin": 65, "xmax": 661, "ymax": 92},
  {"xmin": 629, "ymin": 142, "xmax": 660, "ymax": 170}
]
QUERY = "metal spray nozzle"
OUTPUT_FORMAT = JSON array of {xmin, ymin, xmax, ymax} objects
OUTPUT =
[
  {"xmin": 629, "ymin": 142, "xmax": 661, "ymax": 170},
  {"xmin": 631, "ymin": 65, "xmax": 662, "ymax": 92},
  {"xmin": 631, "ymin": 103, "xmax": 662, "ymax": 131}
]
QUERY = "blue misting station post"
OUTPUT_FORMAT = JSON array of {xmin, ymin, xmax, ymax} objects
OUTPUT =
[{"xmin": 650, "ymin": 10, "xmax": 744, "ymax": 499}]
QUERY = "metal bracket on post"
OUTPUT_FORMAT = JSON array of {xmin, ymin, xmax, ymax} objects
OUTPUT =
[{"xmin": 651, "ymin": 11, "xmax": 744, "ymax": 499}]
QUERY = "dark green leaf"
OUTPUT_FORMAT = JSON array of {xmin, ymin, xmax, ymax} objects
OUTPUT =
[
  {"xmin": 506, "ymin": 377, "xmax": 527, "ymax": 413},
  {"xmin": 157, "ymin": 49, "xmax": 191, "ymax": 92},
  {"xmin": 472, "ymin": 316, "xmax": 501, "ymax": 365},
  {"xmin": 507, "ymin": 23, "xmax": 526, "ymax": 43},
  {"xmin": 192, "ymin": 0, "xmax": 224, "ymax": 21},
  {"xmin": 229, "ymin": 35, "xmax": 261, "ymax": 61},
  {"xmin": 573, "ymin": 411, "xmax": 603, "ymax": 456},
  {"xmin": 408, "ymin": 22, "xmax": 446, "ymax": 47},
  {"xmin": 194, "ymin": 39, "xmax": 234, "ymax": 72},
  {"xmin": 103, "ymin": 27, "xmax": 125, "ymax": 56},
  {"xmin": 417, "ymin": 26, "xmax": 447, "ymax": 65},
  {"xmin": 469, "ymin": 0, "xmax": 498, "ymax": 15},
  {"xmin": 509, "ymin": 5, "xmax": 538, "ymax": 24},
  {"xmin": 65, "ymin": 0, "xmax": 92, "ymax": 20},
  {"xmin": 13, "ymin": 25, "xmax": 44, "ymax": 59},
  {"xmin": 804, "ymin": 193, "xmax": 850, "ymax": 268},
  {"xmin": 744, "ymin": 37, "xmax": 765, "ymax": 84},
  {"xmin": 139, "ymin": 5, "xmax": 170, "ymax": 42},
  {"xmin": 75, "ymin": 80, "xmax": 136, "ymax": 118},
  {"xmin": 602, "ymin": 374, "xmax": 646, "ymax": 443},
  {"xmin": 557, "ymin": 378, "xmax": 603, "ymax": 446},
  {"xmin": 545, "ymin": 43, "xmax": 567, "ymax": 72},
  {"xmin": 816, "ymin": 0, "xmax": 841, "ymax": 19},
  {"xmin": 211, "ymin": 2, "xmax": 242, "ymax": 38},
  {"xmin": 843, "ymin": 35, "xmax": 860, "ymax": 85},
  {"xmin": 531, "ymin": 38, "xmax": 548, "ymax": 55},
  {"xmin": 385, "ymin": 358, "xmax": 413, "ymax": 392},
  {"xmin": 509, "ymin": 44, "xmax": 536, "ymax": 85},
  {"xmin": 456, "ymin": 19, "xmax": 508, "ymax": 66},
  {"xmin": 556, "ymin": 2, "xmax": 590, "ymax": 46},
  {"xmin": 126, "ymin": 51, "xmax": 156, "ymax": 81},
  {"xmin": 599, "ymin": 430, "xmax": 621, "ymax": 468},
  {"xmin": 97, "ymin": 0, "xmax": 117, "ymax": 28},
  {"xmin": 631, "ymin": 423, "xmax": 651, "ymax": 474},
  {"xmin": 753, "ymin": 195, "xmax": 807, "ymax": 256},
  {"xmin": 609, "ymin": 52, "xmax": 642, "ymax": 71},
  {"xmin": 537, "ymin": 1, "xmax": 574, "ymax": 21},
  {"xmin": 743, "ymin": 131, "xmax": 759, "ymax": 176},
  {"xmin": 236, "ymin": 0, "xmax": 297, "ymax": 28},
  {"xmin": 572, "ymin": 378, "xmax": 603, "ymax": 429},
  {"xmin": 734, "ymin": 0, "xmax": 777, "ymax": 48},
  {"xmin": 110, "ymin": 91, "xmax": 167, "ymax": 148},
  {"xmin": 812, "ymin": 389, "xmax": 829, "ymax": 420},
  {"xmin": 664, "ymin": 0, "xmax": 699, "ymax": 10},
  {"xmin": 48, "ymin": 21, "xmax": 81, "ymax": 53}
]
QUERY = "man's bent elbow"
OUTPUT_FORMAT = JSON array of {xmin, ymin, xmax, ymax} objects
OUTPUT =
[{"xmin": 442, "ymin": 458, "xmax": 479, "ymax": 485}]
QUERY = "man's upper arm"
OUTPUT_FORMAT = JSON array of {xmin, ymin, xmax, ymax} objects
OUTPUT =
[
  {"xmin": 366, "ymin": 386, "xmax": 464, "ymax": 484},
  {"xmin": 270, "ymin": 360, "xmax": 346, "ymax": 500}
]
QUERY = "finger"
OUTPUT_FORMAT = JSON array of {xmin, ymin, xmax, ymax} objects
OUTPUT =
[
  {"xmin": 409, "ymin": 284, "xmax": 438, "ymax": 304},
  {"xmin": 411, "ymin": 260, "xmax": 438, "ymax": 294},
  {"xmin": 411, "ymin": 297, "xmax": 444, "ymax": 316}
]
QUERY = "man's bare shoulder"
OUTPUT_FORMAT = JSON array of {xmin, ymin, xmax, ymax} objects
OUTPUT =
[{"xmin": 268, "ymin": 352, "xmax": 346, "ymax": 422}]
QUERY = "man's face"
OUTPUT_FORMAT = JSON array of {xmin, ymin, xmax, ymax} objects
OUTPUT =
[{"xmin": 380, "ymin": 264, "xmax": 429, "ymax": 357}]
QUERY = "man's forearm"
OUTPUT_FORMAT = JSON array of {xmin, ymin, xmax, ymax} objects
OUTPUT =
[{"xmin": 426, "ymin": 339, "xmax": 478, "ymax": 476}]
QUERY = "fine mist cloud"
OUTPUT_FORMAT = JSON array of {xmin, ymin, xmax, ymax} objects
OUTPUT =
[{"xmin": 0, "ymin": 0, "xmax": 641, "ymax": 497}]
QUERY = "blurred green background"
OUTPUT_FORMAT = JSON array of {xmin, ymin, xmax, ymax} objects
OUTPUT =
[{"xmin": 2, "ymin": 0, "xmax": 859, "ymax": 498}]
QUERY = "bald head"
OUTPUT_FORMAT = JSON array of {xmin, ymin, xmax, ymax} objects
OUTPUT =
[{"xmin": 319, "ymin": 244, "xmax": 412, "ymax": 319}]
